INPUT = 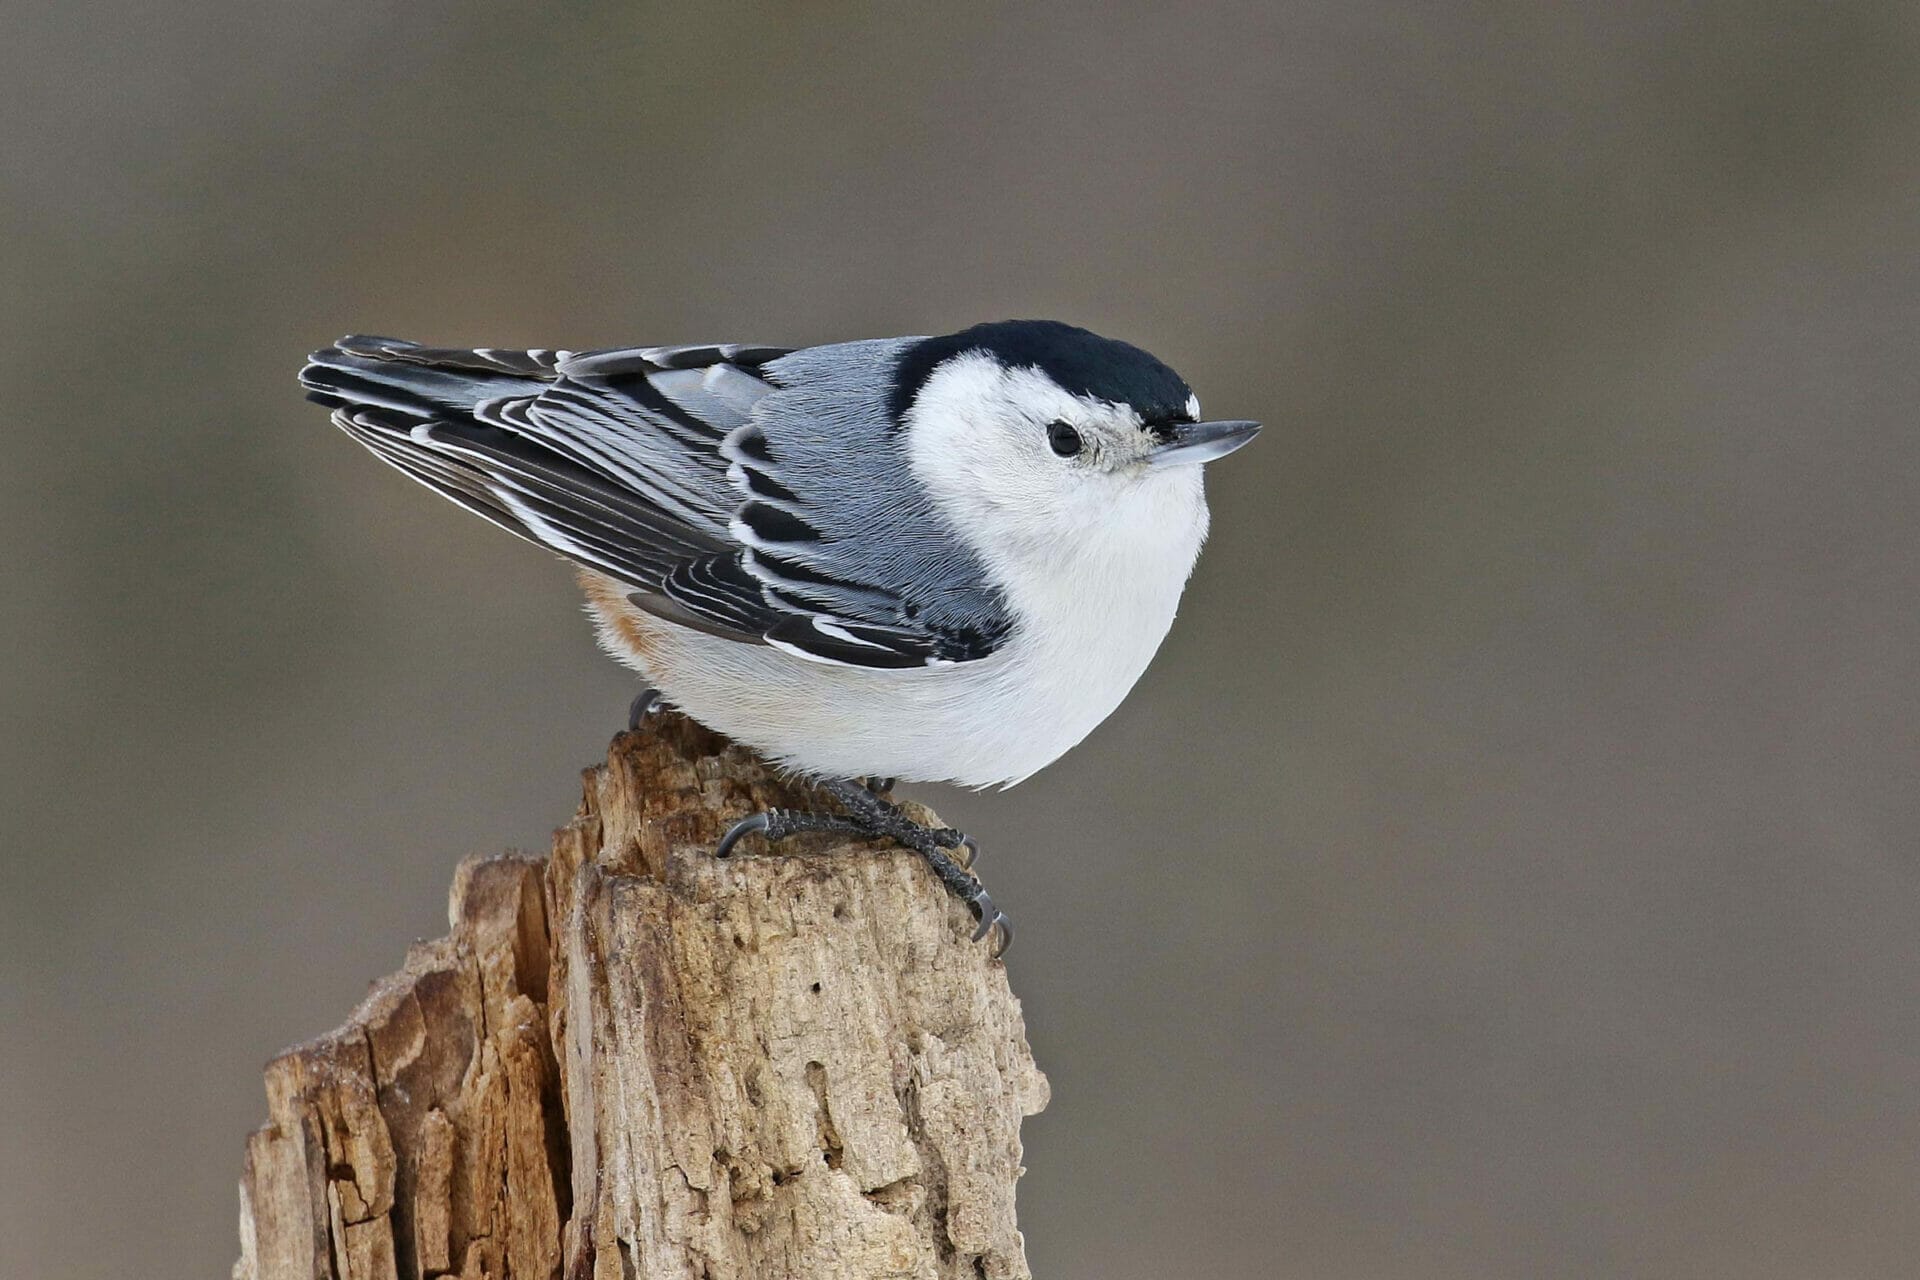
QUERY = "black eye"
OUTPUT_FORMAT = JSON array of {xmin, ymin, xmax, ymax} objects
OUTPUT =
[{"xmin": 1047, "ymin": 420, "xmax": 1083, "ymax": 457}]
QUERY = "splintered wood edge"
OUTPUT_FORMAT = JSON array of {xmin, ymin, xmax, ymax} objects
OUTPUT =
[{"xmin": 236, "ymin": 715, "xmax": 1047, "ymax": 1280}]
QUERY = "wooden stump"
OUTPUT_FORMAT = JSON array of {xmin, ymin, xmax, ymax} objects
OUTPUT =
[{"xmin": 235, "ymin": 714, "xmax": 1048, "ymax": 1280}]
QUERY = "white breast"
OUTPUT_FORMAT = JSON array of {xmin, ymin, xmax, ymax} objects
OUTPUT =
[
  {"xmin": 582, "ymin": 462, "xmax": 1210, "ymax": 787},
  {"xmin": 949, "ymin": 461, "xmax": 1210, "ymax": 784}
]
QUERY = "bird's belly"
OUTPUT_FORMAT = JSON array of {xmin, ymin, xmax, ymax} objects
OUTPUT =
[
  {"xmin": 580, "ymin": 571, "xmax": 1179, "ymax": 787},
  {"xmin": 644, "ymin": 634, "xmax": 1109, "ymax": 786}
]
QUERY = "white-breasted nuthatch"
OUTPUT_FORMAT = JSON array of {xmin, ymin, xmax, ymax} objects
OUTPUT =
[{"xmin": 302, "ymin": 320, "xmax": 1260, "ymax": 951}]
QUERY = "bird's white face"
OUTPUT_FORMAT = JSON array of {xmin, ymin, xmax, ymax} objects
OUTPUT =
[{"xmin": 902, "ymin": 352, "xmax": 1212, "ymax": 611}]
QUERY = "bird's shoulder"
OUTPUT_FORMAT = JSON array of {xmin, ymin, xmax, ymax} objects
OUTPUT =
[{"xmin": 703, "ymin": 338, "xmax": 1014, "ymax": 667}]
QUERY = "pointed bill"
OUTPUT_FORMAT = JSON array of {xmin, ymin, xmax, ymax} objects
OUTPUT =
[{"xmin": 1147, "ymin": 419, "xmax": 1262, "ymax": 467}]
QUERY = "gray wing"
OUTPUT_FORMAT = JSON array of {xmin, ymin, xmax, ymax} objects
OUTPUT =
[
  {"xmin": 301, "ymin": 335, "xmax": 1011, "ymax": 667},
  {"xmin": 716, "ymin": 339, "xmax": 1013, "ymax": 666}
]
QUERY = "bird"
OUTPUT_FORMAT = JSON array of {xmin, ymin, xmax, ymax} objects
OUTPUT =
[{"xmin": 301, "ymin": 320, "xmax": 1260, "ymax": 952}]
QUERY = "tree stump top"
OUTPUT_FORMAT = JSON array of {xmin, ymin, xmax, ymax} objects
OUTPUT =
[{"xmin": 236, "ymin": 714, "xmax": 1049, "ymax": 1280}]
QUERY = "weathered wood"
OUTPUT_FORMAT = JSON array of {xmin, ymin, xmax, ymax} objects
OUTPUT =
[{"xmin": 236, "ymin": 714, "xmax": 1048, "ymax": 1280}]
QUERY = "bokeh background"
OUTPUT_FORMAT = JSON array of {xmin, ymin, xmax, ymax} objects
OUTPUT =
[{"xmin": 5, "ymin": 4, "xmax": 1919, "ymax": 1278}]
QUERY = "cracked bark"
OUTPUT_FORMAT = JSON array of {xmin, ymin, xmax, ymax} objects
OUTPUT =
[{"xmin": 235, "ymin": 713, "xmax": 1049, "ymax": 1280}]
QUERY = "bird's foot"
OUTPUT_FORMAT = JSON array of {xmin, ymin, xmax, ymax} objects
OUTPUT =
[
  {"xmin": 713, "ymin": 807, "xmax": 867, "ymax": 856},
  {"xmin": 627, "ymin": 686, "xmax": 663, "ymax": 731},
  {"xmin": 716, "ymin": 777, "xmax": 1010, "ymax": 955},
  {"xmin": 854, "ymin": 778, "xmax": 974, "ymax": 861}
]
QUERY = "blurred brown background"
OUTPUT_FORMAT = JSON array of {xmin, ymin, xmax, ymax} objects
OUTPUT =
[{"xmin": 4, "ymin": 4, "xmax": 1918, "ymax": 1278}]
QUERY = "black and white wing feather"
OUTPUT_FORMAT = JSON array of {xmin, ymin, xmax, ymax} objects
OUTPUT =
[{"xmin": 301, "ymin": 334, "xmax": 1011, "ymax": 667}]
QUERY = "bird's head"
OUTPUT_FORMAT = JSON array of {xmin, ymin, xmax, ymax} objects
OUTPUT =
[{"xmin": 890, "ymin": 320, "xmax": 1260, "ymax": 578}]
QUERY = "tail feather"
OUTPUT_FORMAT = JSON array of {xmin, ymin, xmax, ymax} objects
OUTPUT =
[
  {"xmin": 335, "ymin": 408, "xmax": 532, "ymax": 540},
  {"xmin": 335, "ymin": 334, "xmax": 567, "ymax": 378},
  {"xmin": 305, "ymin": 335, "xmax": 735, "ymax": 595},
  {"xmin": 300, "ymin": 336, "xmax": 554, "ymax": 421}
]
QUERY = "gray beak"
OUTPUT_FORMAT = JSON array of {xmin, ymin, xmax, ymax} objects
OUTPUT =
[{"xmin": 1148, "ymin": 419, "xmax": 1263, "ymax": 467}]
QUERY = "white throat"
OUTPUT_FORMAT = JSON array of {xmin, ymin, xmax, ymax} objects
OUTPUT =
[{"xmin": 903, "ymin": 355, "xmax": 1212, "ymax": 779}]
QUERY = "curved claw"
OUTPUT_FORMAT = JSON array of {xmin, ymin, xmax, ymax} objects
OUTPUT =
[
  {"xmin": 974, "ymin": 905, "xmax": 1013, "ymax": 957},
  {"xmin": 966, "ymin": 889, "xmax": 1014, "ymax": 956},
  {"xmin": 967, "ymin": 889, "xmax": 995, "ymax": 941},
  {"xmin": 957, "ymin": 834, "xmax": 980, "ymax": 870},
  {"xmin": 715, "ymin": 812, "xmax": 769, "ymax": 858},
  {"xmin": 865, "ymin": 776, "xmax": 896, "ymax": 795},
  {"xmin": 627, "ymin": 688, "xmax": 662, "ymax": 730}
]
